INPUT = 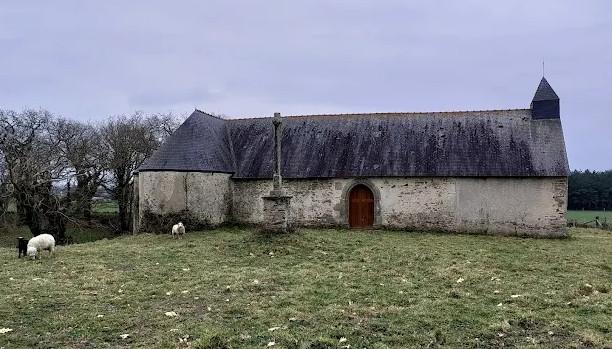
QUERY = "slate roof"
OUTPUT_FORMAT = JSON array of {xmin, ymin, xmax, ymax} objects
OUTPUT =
[
  {"xmin": 138, "ymin": 111, "xmax": 234, "ymax": 173},
  {"xmin": 139, "ymin": 108, "xmax": 569, "ymax": 178},
  {"xmin": 532, "ymin": 77, "xmax": 559, "ymax": 101}
]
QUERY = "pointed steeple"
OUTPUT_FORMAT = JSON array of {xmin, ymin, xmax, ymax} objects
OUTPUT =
[
  {"xmin": 531, "ymin": 77, "xmax": 560, "ymax": 119},
  {"xmin": 533, "ymin": 77, "xmax": 559, "ymax": 101}
]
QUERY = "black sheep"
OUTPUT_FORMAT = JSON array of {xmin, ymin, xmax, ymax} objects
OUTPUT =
[{"xmin": 17, "ymin": 237, "xmax": 29, "ymax": 258}]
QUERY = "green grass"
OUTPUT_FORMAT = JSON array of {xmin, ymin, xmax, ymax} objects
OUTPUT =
[
  {"xmin": 568, "ymin": 210, "xmax": 612, "ymax": 224},
  {"xmin": 6, "ymin": 200, "xmax": 118, "ymax": 214},
  {"xmin": 1, "ymin": 228, "xmax": 611, "ymax": 348},
  {"xmin": 5, "ymin": 201, "xmax": 17, "ymax": 213},
  {"xmin": 92, "ymin": 200, "xmax": 119, "ymax": 214}
]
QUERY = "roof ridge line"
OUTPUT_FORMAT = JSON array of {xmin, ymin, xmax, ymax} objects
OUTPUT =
[
  {"xmin": 194, "ymin": 108, "xmax": 227, "ymax": 121},
  {"xmin": 225, "ymin": 108, "xmax": 530, "ymax": 121}
]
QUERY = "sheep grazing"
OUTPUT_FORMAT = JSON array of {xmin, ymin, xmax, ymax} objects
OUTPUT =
[
  {"xmin": 17, "ymin": 237, "xmax": 29, "ymax": 258},
  {"xmin": 27, "ymin": 234, "xmax": 56, "ymax": 259},
  {"xmin": 171, "ymin": 222, "xmax": 186, "ymax": 239}
]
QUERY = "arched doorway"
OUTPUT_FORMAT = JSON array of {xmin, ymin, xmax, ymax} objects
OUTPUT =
[{"xmin": 349, "ymin": 184, "xmax": 374, "ymax": 228}]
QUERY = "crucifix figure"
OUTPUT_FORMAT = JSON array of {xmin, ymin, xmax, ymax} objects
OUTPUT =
[{"xmin": 272, "ymin": 112, "xmax": 283, "ymax": 193}]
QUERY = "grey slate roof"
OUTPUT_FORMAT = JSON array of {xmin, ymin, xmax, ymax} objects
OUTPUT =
[
  {"xmin": 138, "ymin": 110, "xmax": 234, "ymax": 173},
  {"xmin": 139, "ymin": 109, "xmax": 569, "ymax": 178},
  {"xmin": 532, "ymin": 77, "xmax": 559, "ymax": 101}
]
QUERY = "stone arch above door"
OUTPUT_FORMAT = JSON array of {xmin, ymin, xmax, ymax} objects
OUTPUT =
[{"xmin": 339, "ymin": 179, "xmax": 382, "ymax": 228}]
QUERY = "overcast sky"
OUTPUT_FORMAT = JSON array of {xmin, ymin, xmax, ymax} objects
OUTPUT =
[{"xmin": 1, "ymin": 1, "xmax": 610, "ymax": 170}]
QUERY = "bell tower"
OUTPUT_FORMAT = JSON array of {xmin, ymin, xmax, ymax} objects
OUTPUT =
[{"xmin": 531, "ymin": 77, "xmax": 560, "ymax": 119}]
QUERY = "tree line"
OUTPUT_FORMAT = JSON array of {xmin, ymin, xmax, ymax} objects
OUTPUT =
[
  {"xmin": 0, "ymin": 109, "xmax": 180, "ymax": 242},
  {"xmin": 568, "ymin": 170, "xmax": 612, "ymax": 211}
]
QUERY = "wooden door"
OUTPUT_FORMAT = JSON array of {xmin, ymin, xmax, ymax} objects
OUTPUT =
[{"xmin": 349, "ymin": 185, "xmax": 374, "ymax": 228}]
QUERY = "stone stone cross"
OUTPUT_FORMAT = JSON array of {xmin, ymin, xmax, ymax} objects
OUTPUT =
[
  {"xmin": 272, "ymin": 112, "xmax": 283, "ymax": 193},
  {"xmin": 261, "ymin": 112, "xmax": 292, "ymax": 233}
]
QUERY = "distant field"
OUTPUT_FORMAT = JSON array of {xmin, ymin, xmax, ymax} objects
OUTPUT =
[
  {"xmin": 567, "ymin": 210, "xmax": 612, "ymax": 223},
  {"xmin": 6, "ymin": 201, "xmax": 16, "ymax": 213},
  {"xmin": 92, "ymin": 200, "xmax": 119, "ymax": 213},
  {"xmin": 6, "ymin": 200, "xmax": 118, "ymax": 214}
]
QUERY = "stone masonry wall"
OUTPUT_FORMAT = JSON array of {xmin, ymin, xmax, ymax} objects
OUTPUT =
[
  {"xmin": 453, "ymin": 177, "xmax": 568, "ymax": 236},
  {"xmin": 137, "ymin": 172, "xmax": 567, "ymax": 236},
  {"xmin": 262, "ymin": 195, "xmax": 292, "ymax": 232},
  {"xmin": 232, "ymin": 177, "xmax": 568, "ymax": 237},
  {"xmin": 232, "ymin": 179, "xmax": 347, "ymax": 226},
  {"xmin": 138, "ymin": 171, "xmax": 232, "ymax": 228}
]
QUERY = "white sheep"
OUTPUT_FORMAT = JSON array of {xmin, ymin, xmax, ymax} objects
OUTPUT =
[
  {"xmin": 171, "ymin": 222, "xmax": 185, "ymax": 239},
  {"xmin": 27, "ymin": 234, "xmax": 56, "ymax": 259}
]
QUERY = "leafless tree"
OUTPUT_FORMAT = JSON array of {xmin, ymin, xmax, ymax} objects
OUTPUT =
[
  {"xmin": 0, "ymin": 157, "xmax": 11, "ymax": 222},
  {"xmin": 0, "ymin": 108, "xmax": 180, "ymax": 236},
  {"xmin": 147, "ymin": 112, "xmax": 181, "ymax": 139},
  {"xmin": 0, "ymin": 109, "xmax": 71, "ymax": 240},
  {"xmin": 53, "ymin": 118, "xmax": 107, "ymax": 219},
  {"xmin": 101, "ymin": 112, "xmax": 178, "ymax": 231}
]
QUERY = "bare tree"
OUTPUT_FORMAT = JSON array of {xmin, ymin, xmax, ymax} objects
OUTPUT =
[
  {"xmin": 147, "ymin": 112, "xmax": 181, "ymax": 139},
  {"xmin": 0, "ymin": 109, "xmax": 71, "ymax": 240},
  {"xmin": 0, "ymin": 157, "xmax": 11, "ymax": 222},
  {"xmin": 53, "ymin": 118, "xmax": 107, "ymax": 219},
  {"xmin": 101, "ymin": 112, "xmax": 178, "ymax": 231}
]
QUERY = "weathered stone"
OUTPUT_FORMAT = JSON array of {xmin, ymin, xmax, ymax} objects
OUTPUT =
[
  {"xmin": 262, "ymin": 195, "xmax": 292, "ymax": 233},
  {"xmin": 137, "ymin": 171, "xmax": 232, "ymax": 229},
  {"xmin": 260, "ymin": 112, "xmax": 292, "ymax": 233},
  {"xmin": 136, "ymin": 172, "xmax": 567, "ymax": 237},
  {"xmin": 132, "ymin": 173, "xmax": 140, "ymax": 233},
  {"xmin": 232, "ymin": 177, "xmax": 568, "ymax": 237}
]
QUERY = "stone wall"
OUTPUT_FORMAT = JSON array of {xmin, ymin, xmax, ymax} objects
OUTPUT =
[
  {"xmin": 232, "ymin": 177, "xmax": 568, "ymax": 237},
  {"xmin": 132, "ymin": 173, "xmax": 140, "ymax": 232},
  {"xmin": 262, "ymin": 195, "xmax": 292, "ymax": 233},
  {"xmin": 232, "ymin": 179, "xmax": 347, "ymax": 226},
  {"xmin": 453, "ymin": 177, "xmax": 568, "ymax": 236},
  {"xmin": 137, "ymin": 171, "xmax": 567, "ymax": 236},
  {"xmin": 137, "ymin": 171, "xmax": 232, "ymax": 229}
]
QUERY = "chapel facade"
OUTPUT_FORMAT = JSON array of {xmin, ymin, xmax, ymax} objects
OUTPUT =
[{"xmin": 133, "ymin": 78, "xmax": 569, "ymax": 237}]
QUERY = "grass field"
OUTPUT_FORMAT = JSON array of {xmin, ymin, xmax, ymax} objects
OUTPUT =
[
  {"xmin": 92, "ymin": 200, "xmax": 119, "ymax": 214},
  {"xmin": 567, "ymin": 210, "xmax": 612, "ymax": 224},
  {"xmin": 6, "ymin": 200, "xmax": 118, "ymax": 214},
  {"xmin": 1, "ymin": 228, "xmax": 610, "ymax": 348}
]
